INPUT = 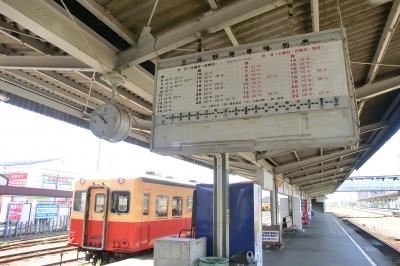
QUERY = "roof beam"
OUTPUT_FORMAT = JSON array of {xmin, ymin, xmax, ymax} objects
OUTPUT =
[
  {"xmin": 207, "ymin": 0, "xmax": 287, "ymax": 33},
  {"xmin": 356, "ymin": 75, "xmax": 400, "ymax": 101},
  {"xmin": 75, "ymin": 0, "xmax": 135, "ymax": 45},
  {"xmin": 360, "ymin": 121, "xmax": 390, "ymax": 134},
  {"xmin": 274, "ymin": 146, "xmax": 369, "ymax": 174},
  {"xmin": 304, "ymin": 183, "xmax": 340, "ymax": 193},
  {"xmin": 291, "ymin": 168, "xmax": 349, "ymax": 185},
  {"xmin": 0, "ymin": 56, "xmax": 93, "ymax": 71},
  {"xmin": 286, "ymin": 158, "xmax": 356, "ymax": 179},
  {"xmin": 5, "ymin": 69, "xmax": 94, "ymax": 109},
  {"xmin": 236, "ymin": 152, "xmax": 274, "ymax": 172},
  {"xmin": 256, "ymin": 150, "xmax": 294, "ymax": 161},
  {"xmin": 309, "ymin": 189, "xmax": 336, "ymax": 196},
  {"xmin": 77, "ymin": 72, "xmax": 152, "ymax": 114},
  {"xmin": 207, "ymin": 0, "xmax": 240, "ymax": 46},
  {"xmin": 310, "ymin": 0, "xmax": 320, "ymax": 32},
  {"xmin": 366, "ymin": 0, "xmax": 400, "ymax": 83},
  {"xmin": 190, "ymin": 154, "xmax": 258, "ymax": 178},
  {"xmin": 117, "ymin": 0, "xmax": 286, "ymax": 68},
  {"xmin": 301, "ymin": 179, "xmax": 342, "ymax": 190},
  {"xmin": 0, "ymin": 0, "xmax": 153, "ymax": 103},
  {"xmin": 298, "ymin": 173, "xmax": 343, "ymax": 186},
  {"xmin": 0, "ymin": 75, "xmax": 150, "ymax": 143},
  {"xmin": 224, "ymin": 27, "xmax": 240, "ymax": 46},
  {"xmin": 0, "ymin": 0, "xmax": 117, "ymax": 71},
  {"xmin": 39, "ymin": 70, "xmax": 151, "ymax": 123},
  {"xmin": 0, "ymin": 76, "xmax": 84, "ymax": 117},
  {"xmin": 305, "ymin": 184, "xmax": 336, "ymax": 193},
  {"xmin": 0, "ymin": 18, "xmax": 54, "ymax": 55}
]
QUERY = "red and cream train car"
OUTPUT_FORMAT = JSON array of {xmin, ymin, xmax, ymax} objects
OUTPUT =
[{"xmin": 68, "ymin": 175, "xmax": 194, "ymax": 262}]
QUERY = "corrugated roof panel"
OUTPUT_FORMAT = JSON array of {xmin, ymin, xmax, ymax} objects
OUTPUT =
[
  {"xmin": 97, "ymin": 0, "xmax": 210, "ymax": 37},
  {"xmin": 232, "ymin": 2, "xmax": 311, "ymax": 44}
]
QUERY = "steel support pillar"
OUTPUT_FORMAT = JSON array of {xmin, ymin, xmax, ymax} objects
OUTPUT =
[
  {"xmin": 270, "ymin": 177, "xmax": 279, "ymax": 225},
  {"xmin": 213, "ymin": 153, "xmax": 229, "ymax": 258}
]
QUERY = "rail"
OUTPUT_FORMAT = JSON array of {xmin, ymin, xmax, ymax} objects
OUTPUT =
[
  {"xmin": 0, "ymin": 234, "xmax": 67, "ymax": 251},
  {"xmin": 0, "ymin": 245, "xmax": 77, "ymax": 264}
]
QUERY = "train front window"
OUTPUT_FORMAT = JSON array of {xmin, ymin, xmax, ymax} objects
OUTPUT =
[
  {"xmin": 111, "ymin": 191, "xmax": 130, "ymax": 213},
  {"xmin": 156, "ymin": 195, "xmax": 168, "ymax": 217},
  {"xmin": 172, "ymin": 197, "xmax": 183, "ymax": 217},
  {"xmin": 73, "ymin": 190, "xmax": 86, "ymax": 212},
  {"xmin": 94, "ymin": 193, "xmax": 105, "ymax": 213}
]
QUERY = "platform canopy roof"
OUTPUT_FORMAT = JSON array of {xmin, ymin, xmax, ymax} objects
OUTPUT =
[
  {"xmin": 0, "ymin": 0, "xmax": 399, "ymax": 196},
  {"xmin": 358, "ymin": 191, "xmax": 400, "ymax": 201},
  {"xmin": 337, "ymin": 175, "xmax": 400, "ymax": 191}
]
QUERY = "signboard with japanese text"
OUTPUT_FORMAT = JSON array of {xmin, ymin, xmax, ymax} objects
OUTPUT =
[
  {"xmin": 41, "ymin": 174, "xmax": 74, "ymax": 191},
  {"xmin": 7, "ymin": 203, "xmax": 23, "ymax": 220},
  {"xmin": 151, "ymin": 29, "xmax": 359, "ymax": 155},
  {"xmin": 7, "ymin": 173, "xmax": 27, "ymax": 187},
  {"xmin": 35, "ymin": 203, "xmax": 58, "ymax": 219}
]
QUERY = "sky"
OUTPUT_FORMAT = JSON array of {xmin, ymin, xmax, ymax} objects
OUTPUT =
[
  {"xmin": 0, "ymin": 102, "xmax": 215, "ymax": 183},
  {"xmin": 0, "ymin": 101, "xmax": 399, "ymax": 186}
]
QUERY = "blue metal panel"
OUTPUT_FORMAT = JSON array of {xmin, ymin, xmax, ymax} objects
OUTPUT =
[
  {"xmin": 229, "ymin": 182, "xmax": 255, "ymax": 256},
  {"xmin": 35, "ymin": 203, "xmax": 58, "ymax": 219},
  {"xmin": 194, "ymin": 184, "xmax": 214, "ymax": 256}
]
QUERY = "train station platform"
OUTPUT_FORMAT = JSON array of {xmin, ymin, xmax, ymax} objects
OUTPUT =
[
  {"xmin": 107, "ymin": 210, "xmax": 399, "ymax": 266},
  {"xmin": 264, "ymin": 210, "xmax": 397, "ymax": 266}
]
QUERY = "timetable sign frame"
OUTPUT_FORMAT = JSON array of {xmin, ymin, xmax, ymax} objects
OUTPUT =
[{"xmin": 151, "ymin": 29, "xmax": 359, "ymax": 155}]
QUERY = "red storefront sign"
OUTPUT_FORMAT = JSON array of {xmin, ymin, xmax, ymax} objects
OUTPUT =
[
  {"xmin": 8, "ymin": 173, "xmax": 28, "ymax": 187},
  {"xmin": 7, "ymin": 203, "xmax": 23, "ymax": 221}
]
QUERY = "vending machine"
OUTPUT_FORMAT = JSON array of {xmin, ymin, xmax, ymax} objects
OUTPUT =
[
  {"xmin": 194, "ymin": 182, "xmax": 262, "ymax": 265},
  {"xmin": 301, "ymin": 199, "xmax": 309, "ymax": 225}
]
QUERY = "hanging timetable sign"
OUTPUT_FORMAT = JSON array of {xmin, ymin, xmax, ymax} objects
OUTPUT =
[{"xmin": 151, "ymin": 29, "xmax": 359, "ymax": 155}]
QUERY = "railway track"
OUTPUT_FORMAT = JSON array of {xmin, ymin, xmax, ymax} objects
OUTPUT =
[
  {"xmin": 41, "ymin": 256, "xmax": 86, "ymax": 266},
  {"xmin": 0, "ymin": 234, "xmax": 68, "ymax": 251},
  {"xmin": 0, "ymin": 244, "xmax": 77, "ymax": 264},
  {"xmin": 340, "ymin": 216, "xmax": 400, "ymax": 265}
]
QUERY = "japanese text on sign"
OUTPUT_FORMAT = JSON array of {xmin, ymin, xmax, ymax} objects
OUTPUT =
[
  {"xmin": 155, "ymin": 41, "xmax": 348, "ymax": 124},
  {"xmin": 41, "ymin": 174, "xmax": 74, "ymax": 191},
  {"xmin": 151, "ymin": 29, "xmax": 359, "ymax": 155},
  {"xmin": 7, "ymin": 203, "xmax": 23, "ymax": 221},
  {"xmin": 35, "ymin": 204, "xmax": 59, "ymax": 219},
  {"xmin": 7, "ymin": 173, "xmax": 27, "ymax": 187}
]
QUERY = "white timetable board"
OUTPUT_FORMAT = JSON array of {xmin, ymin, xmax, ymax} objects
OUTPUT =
[{"xmin": 151, "ymin": 29, "xmax": 359, "ymax": 155}]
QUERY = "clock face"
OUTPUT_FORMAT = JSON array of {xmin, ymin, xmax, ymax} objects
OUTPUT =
[{"xmin": 89, "ymin": 103, "xmax": 121, "ymax": 139}]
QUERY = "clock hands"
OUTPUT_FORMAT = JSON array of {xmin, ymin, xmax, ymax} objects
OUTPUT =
[{"xmin": 95, "ymin": 112, "xmax": 108, "ymax": 124}]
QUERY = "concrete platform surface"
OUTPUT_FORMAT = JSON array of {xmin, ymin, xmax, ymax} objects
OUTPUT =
[
  {"xmin": 263, "ymin": 211, "xmax": 397, "ymax": 266},
  {"xmin": 107, "ymin": 253, "xmax": 154, "ymax": 266}
]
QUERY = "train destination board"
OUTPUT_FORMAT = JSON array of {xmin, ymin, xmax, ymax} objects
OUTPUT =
[{"xmin": 151, "ymin": 29, "xmax": 359, "ymax": 155}]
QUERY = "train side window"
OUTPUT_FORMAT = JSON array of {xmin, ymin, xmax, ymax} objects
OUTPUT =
[
  {"xmin": 73, "ymin": 190, "xmax": 86, "ymax": 212},
  {"xmin": 111, "ymin": 191, "xmax": 130, "ymax": 214},
  {"xmin": 172, "ymin": 197, "xmax": 183, "ymax": 217},
  {"xmin": 143, "ymin": 193, "xmax": 149, "ymax": 215},
  {"xmin": 156, "ymin": 195, "xmax": 169, "ymax": 217},
  {"xmin": 187, "ymin": 196, "xmax": 193, "ymax": 211},
  {"xmin": 94, "ymin": 193, "xmax": 105, "ymax": 213}
]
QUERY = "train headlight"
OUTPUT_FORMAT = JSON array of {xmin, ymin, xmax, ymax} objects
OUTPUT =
[
  {"xmin": 79, "ymin": 178, "xmax": 86, "ymax": 184},
  {"xmin": 117, "ymin": 177, "xmax": 125, "ymax": 184}
]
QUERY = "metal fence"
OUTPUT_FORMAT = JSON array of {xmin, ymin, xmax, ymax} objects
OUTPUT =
[{"xmin": 1, "ymin": 216, "xmax": 69, "ymax": 239}]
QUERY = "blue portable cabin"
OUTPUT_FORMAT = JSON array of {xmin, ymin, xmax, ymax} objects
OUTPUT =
[{"xmin": 194, "ymin": 182, "xmax": 262, "ymax": 264}]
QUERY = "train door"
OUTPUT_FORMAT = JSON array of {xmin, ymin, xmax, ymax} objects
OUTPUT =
[
  {"xmin": 82, "ymin": 185, "xmax": 110, "ymax": 250},
  {"xmin": 140, "ymin": 191, "xmax": 150, "ymax": 244}
]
